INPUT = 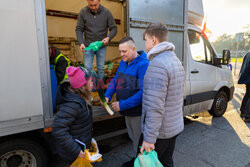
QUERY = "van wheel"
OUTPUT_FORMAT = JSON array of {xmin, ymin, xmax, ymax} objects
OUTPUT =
[
  {"xmin": 0, "ymin": 139, "xmax": 48, "ymax": 167},
  {"xmin": 209, "ymin": 91, "xmax": 228, "ymax": 117}
]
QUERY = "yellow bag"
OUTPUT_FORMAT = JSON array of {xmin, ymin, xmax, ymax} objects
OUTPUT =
[
  {"xmin": 71, "ymin": 138, "xmax": 102, "ymax": 167},
  {"xmin": 70, "ymin": 157, "xmax": 92, "ymax": 167}
]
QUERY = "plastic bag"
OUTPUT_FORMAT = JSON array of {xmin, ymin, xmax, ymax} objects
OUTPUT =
[
  {"xmin": 86, "ymin": 138, "xmax": 102, "ymax": 163},
  {"xmin": 134, "ymin": 150, "xmax": 163, "ymax": 167},
  {"xmin": 71, "ymin": 138, "xmax": 102, "ymax": 167},
  {"xmin": 70, "ymin": 157, "xmax": 92, "ymax": 167},
  {"xmin": 84, "ymin": 41, "xmax": 103, "ymax": 52}
]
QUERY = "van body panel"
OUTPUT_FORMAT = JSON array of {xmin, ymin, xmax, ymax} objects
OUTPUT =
[
  {"xmin": 0, "ymin": 0, "xmax": 43, "ymax": 121},
  {"xmin": 186, "ymin": 24, "xmax": 234, "ymax": 114},
  {"xmin": 0, "ymin": 0, "xmax": 52, "ymax": 136}
]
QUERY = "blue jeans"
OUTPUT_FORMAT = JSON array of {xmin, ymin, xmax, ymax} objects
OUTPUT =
[{"xmin": 84, "ymin": 46, "xmax": 106, "ymax": 79}]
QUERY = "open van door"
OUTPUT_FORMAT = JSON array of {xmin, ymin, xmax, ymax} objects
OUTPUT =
[
  {"xmin": 127, "ymin": 0, "xmax": 190, "ymax": 115},
  {"xmin": 127, "ymin": 0, "xmax": 187, "ymax": 62}
]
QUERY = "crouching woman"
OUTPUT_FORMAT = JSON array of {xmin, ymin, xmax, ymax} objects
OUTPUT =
[{"xmin": 52, "ymin": 66, "xmax": 93, "ymax": 163}]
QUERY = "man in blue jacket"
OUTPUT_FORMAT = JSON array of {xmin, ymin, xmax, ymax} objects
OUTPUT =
[{"xmin": 105, "ymin": 36, "xmax": 149, "ymax": 166}]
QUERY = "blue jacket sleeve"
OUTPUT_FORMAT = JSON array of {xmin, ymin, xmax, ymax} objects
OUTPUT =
[
  {"xmin": 119, "ymin": 62, "xmax": 149, "ymax": 111},
  {"xmin": 105, "ymin": 64, "xmax": 121, "ymax": 100}
]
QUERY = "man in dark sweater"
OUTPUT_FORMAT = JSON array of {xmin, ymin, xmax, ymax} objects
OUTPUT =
[{"xmin": 75, "ymin": 0, "xmax": 117, "ymax": 79}]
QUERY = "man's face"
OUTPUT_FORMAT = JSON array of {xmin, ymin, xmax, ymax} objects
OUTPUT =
[
  {"xmin": 87, "ymin": 0, "xmax": 100, "ymax": 13},
  {"xmin": 119, "ymin": 43, "xmax": 136, "ymax": 62},
  {"xmin": 144, "ymin": 34, "xmax": 154, "ymax": 53}
]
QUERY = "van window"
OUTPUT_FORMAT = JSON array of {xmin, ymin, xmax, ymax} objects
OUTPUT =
[
  {"xmin": 188, "ymin": 30, "xmax": 215, "ymax": 65},
  {"xmin": 188, "ymin": 30, "xmax": 206, "ymax": 63}
]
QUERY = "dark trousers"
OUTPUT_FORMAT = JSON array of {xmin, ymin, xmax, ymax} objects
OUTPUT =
[
  {"xmin": 240, "ymin": 84, "xmax": 250, "ymax": 118},
  {"xmin": 137, "ymin": 134, "xmax": 178, "ymax": 167}
]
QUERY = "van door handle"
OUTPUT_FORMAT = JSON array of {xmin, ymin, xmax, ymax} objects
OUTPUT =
[{"xmin": 191, "ymin": 70, "xmax": 199, "ymax": 74}]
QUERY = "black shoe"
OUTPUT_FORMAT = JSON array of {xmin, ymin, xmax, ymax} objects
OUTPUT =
[
  {"xmin": 244, "ymin": 117, "xmax": 250, "ymax": 123},
  {"xmin": 122, "ymin": 158, "xmax": 135, "ymax": 167}
]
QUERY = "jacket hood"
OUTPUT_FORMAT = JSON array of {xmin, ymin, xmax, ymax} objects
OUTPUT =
[
  {"xmin": 147, "ymin": 42, "xmax": 175, "ymax": 60},
  {"xmin": 55, "ymin": 82, "xmax": 86, "ymax": 108}
]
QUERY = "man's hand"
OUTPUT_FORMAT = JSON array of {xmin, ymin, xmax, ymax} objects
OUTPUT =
[
  {"xmin": 140, "ymin": 141, "xmax": 155, "ymax": 154},
  {"xmin": 102, "ymin": 37, "xmax": 110, "ymax": 45},
  {"xmin": 111, "ymin": 101, "xmax": 120, "ymax": 112},
  {"xmin": 100, "ymin": 97, "xmax": 109, "ymax": 106},
  {"xmin": 80, "ymin": 44, "xmax": 86, "ymax": 52},
  {"xmin": 78, "ymin": 150, "xmax": 85, "ymax": 158},
  {"xmin": 105, "ymin": 97, "xmax": 109, "ymax": 103}
]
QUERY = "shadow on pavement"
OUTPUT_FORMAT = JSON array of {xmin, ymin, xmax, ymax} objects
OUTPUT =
[{"xmin": 175, "ymin": 111, "xmax": 250, "ymax": 167}]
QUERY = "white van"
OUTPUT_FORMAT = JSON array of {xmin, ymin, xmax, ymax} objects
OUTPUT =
[{"xmin": 0, "ymin": 0, "xmax": 234, "ymax": 166}]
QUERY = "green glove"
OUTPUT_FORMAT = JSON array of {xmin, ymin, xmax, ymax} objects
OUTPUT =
[{"xmin": 84, "ymin": 41, "xmax": 104, "ymax": 52}]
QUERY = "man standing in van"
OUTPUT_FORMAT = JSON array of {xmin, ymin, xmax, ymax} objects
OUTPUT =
[
  {"xmin": 75, "ymin": 0, "xmax": 117, "ymax": 79},
  {"xmin": 140, "ymin": 22, "xmax": 185, "ymax": 167}
]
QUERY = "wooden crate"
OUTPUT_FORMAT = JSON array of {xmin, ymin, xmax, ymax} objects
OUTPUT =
[{"xmin": 48, "ymin": 36, "xmax": 83, "ymax": 65}]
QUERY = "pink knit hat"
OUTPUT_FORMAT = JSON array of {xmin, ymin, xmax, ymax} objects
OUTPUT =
[{"xmin": 66, "ymin": 66, "xmax": 87, "ymax": 89}]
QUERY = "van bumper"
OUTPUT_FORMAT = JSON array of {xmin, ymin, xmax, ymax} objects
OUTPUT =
[{"xmin": 229, "ymin": 86, "xmax": 235, "ymax": 101}]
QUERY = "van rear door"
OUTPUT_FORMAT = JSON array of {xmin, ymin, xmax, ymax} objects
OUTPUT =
[
  {"xmin": 0, "ymin": 0, "xmax": 51, "ymax": 136},
  {"xmin": 127, "ymin": 0, "xmax": 188, "ymax": 62}
]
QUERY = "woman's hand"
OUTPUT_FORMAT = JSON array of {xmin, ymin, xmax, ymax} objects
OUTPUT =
[{"xmin": 78, "ymin": 150, "xmax": 85, "ymax": 158}]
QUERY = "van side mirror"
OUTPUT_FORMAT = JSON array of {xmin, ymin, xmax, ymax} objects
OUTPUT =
[{"xmin": 222, "ymin": 50, "xmax": 230, "ymax": 65}]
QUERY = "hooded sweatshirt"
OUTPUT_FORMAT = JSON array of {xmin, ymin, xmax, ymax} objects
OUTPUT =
[
  {"xmin": 142, "ymin": 42, "xmax": 185, "ymax": 143},
  {"xmin": 105, "ymin": 51, "xmax": 149, "ymax": 116}
]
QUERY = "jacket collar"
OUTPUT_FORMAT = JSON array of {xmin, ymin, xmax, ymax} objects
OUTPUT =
[
  {"xmin": 147, "ymin": 42, "xmax": 175, "ymax": 61},
  {"xmin": 128, "ymin": 51, "xmax": 147, "ymax": 66},
  {"xmin": 56, "ymin": 82, "xmax": 88, "ymax": 109}
]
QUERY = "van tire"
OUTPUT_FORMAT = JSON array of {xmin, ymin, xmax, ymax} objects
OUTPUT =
[
  {"xmin": 0, "ymin": 139, "xmax": 48, "ymax": 167},
  {"xmin": 209, "ymin": 91, "xmax": 228, "ymax": 117}
]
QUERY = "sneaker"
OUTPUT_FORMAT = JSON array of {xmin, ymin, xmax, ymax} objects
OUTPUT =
[
  {"xmin": 122, "ymin": 158, "xmax": 135, "ymax": 167},
  {"xmin": 244, "ymin": 117, "xmax": 250, "ymax": 123}
]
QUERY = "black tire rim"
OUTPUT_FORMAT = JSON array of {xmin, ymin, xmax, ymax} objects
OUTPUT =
[{"xmin": 215, "ymin": 94, "xmax": 227, "ymax": 114}]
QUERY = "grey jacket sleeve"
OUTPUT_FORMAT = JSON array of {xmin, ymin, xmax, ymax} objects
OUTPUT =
[
  {"xmin": 75, "ymin": 10, "xmax": 85, "ymax": 45},
  {"xmin": 142, "ymin": 61, "xmax": 169, "ymax": 144},
  {"xmin": 107, "ymin": 10, "xmax": 117, "ymax": 40}
]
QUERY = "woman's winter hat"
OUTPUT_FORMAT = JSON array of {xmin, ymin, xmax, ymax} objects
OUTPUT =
[{"xmin": 66, "ymin": 66, "xmax": 91, "ymax": 89}]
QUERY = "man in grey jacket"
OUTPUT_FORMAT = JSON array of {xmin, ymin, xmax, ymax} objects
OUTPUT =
[
  {"xmin": 75, "ymin": 0, "xmax": 117, "ymax": 79},
  {"xmin": 140, "ymin": 22, "xmax": 185, "ymax": 167}
]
